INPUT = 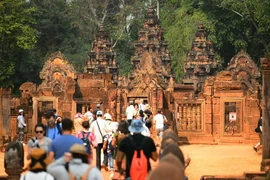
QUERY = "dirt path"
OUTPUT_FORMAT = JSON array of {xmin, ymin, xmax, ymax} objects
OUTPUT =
[{"xmin": 0, "ymin": 144, "xmax": 262, "ymax": 180}]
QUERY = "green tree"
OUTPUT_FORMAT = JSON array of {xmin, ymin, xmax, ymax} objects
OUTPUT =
[{"xmin": 0, "ymin": 0, "xmax": 37, "ymax": 88}]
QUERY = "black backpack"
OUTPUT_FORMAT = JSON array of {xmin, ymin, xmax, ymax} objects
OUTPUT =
[{"xmin": 81, "ymin": 131, "xmax": 91, "ymax": 154}]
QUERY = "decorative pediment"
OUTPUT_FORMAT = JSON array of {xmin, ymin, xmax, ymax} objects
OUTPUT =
[
  {"xmin": 38, "ymin": 51, "xmax": 76, "ymax": 95},
  {"xmin": 227, "ymin": 50, "xmax": 260, "ymax": 80}
]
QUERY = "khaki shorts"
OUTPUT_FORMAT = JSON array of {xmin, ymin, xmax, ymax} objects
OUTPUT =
[{"xmin": 156, "ymin": 128, "xmax": 164, "ymax": 138}]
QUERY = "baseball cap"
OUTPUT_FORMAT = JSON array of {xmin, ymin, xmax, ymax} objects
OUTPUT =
[{"xmin": 96, "ymin": 111, "xmax": 103, "ymax": 116}]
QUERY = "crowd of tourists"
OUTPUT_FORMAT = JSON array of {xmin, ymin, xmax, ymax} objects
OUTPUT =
[{"xmin": 17, "ymin": 100, "xmax": 190, "ymax": 180}]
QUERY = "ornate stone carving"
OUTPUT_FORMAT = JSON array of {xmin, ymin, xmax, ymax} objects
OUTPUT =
[
  {"xmin": 38, "ymin": 51, "xmax": 76, "ymax": 96},
  {"xmin": 182, "ymin": 24, "xmax": 218, "ymax": 95},
  {"xmin": 85, "ymin": 25, "xmax": 118, "ymax": 83},
  {"xmin": 227, "ymin": 50, "xmax": 261, "ymax": 94}
]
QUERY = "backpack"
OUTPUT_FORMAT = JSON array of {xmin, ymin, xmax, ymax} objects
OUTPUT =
[
  {"xmin": 129, "ymin": 136, "xmax": 148, "ymax": 180},
  {"xmin": 65, "ymin": 163, "xmax": 93, "ymax": 180},
  {"xmin": 81, "ymin": 131, "xmax": 91, "ymax": 154}
]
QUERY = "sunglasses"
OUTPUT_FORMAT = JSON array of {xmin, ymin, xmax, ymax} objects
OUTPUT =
[{"xmin": 35, "ymin": 131, "xmax": 43, "ymax": 134}]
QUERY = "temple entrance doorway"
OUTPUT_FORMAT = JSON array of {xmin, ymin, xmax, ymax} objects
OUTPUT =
[
  {"xmin": 37, "ymin": 101, "xmax": 53, "ymax": 124},
  {"xmin": 221, "ymin": 99, "xmax": 243, "ymax": 136}
]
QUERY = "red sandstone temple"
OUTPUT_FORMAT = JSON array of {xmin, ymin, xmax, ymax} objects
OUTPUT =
[{"xmin": 0, "ymin": 6, "xmax": 262, "ymax": 145}]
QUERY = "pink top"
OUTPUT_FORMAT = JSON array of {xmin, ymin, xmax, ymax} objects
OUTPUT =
[{"xmin": 76, "ymin": 131, "xmax": 98, "ymax": 147}]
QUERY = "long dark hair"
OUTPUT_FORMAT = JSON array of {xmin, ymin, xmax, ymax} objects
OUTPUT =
[
  {"xmin": 117, "ymin": 120, "xmax": 129, "ymax": 134},
  {"xmin": 35, "ymin": 123, "xmax": 46, "ymax": 135}
]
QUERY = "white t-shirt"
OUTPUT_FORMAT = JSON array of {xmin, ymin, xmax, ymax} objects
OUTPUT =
[
  {"xmin": 84, "ymin": 111, "xmax": 93, "ymax": 121},
  {"xmin": 153, "ymin": 113, "xmax": 166, "ymax": 129},
  {"xmin": 20, "ymin": 171, "xmax": 54, "ymax": 180},
  {"xmin": 107, "ymin": 121, "xmax": 119, "ymax": 133},
  {"xmin": 126, "ymin": 105, "xmax": 135, "ymax": 120},
  {"xmin": 90, "ymin": 118, "xmax": 108, "ymax": 144}
]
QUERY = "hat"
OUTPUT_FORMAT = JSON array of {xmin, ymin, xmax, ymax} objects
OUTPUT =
[
  {"xmin": 70, "ymin": 144, "xmax": 89, "ymax": 156},
  {"xmin": 128, "ymin": 119, "xmax": 144, "ymax": 133},
  {"xmin": 96, "ymin": 104, "xmax": 101, "ymax": 107},
  {"xmin": 19, "ymin": 109, "xmax": 24, "ymax": 113},
  {"xmin": 104, "ymin": 114, "xmax": 112, "ymax": 120},
  {"xmin": 28, "ymin": 148, "xmax": 52, "ymax": 171},
  {"xmin": 96, "ymin": 110, "xmax": 103, "ymax": 116},
  {"xmin": 74, "ymin": 113, "xmax": 83, "ymax": 118}
]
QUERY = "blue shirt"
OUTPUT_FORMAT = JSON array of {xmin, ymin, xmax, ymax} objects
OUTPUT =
[
  {"xmin": 46, "ymin": 124, "xmax": 62, "ymax": 140},
  {"xmin": 49, "ymin": 134, "xmax": 83, "ymax": 159}
]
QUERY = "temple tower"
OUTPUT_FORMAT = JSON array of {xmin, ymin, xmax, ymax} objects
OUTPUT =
[
  {"xmin": 85, "ymin": 25, "xmax": 118, "ymax": 82},
  {"xmin": 182, "ymin": 24, "xmax": 218, "ymax": 95}
]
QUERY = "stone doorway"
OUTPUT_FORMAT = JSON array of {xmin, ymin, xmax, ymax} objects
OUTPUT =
[{"xmin": 222, "ymin": 100, "xmax": 243, "ymax": 136}]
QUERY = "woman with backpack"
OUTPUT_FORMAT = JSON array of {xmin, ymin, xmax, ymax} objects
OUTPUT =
[
  {"xmin": 111, "ymin": 120, "xmax": 130, "ymax": 179},
  {"xmin": 76, "ymin": 120, "xmax": 97, "ymax": 164},
  {"xmin": 26, "ymin": 123, "xmax": 52, "ymax": 160}
]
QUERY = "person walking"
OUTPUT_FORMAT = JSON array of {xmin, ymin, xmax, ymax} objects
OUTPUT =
[
  {"xmin": 49, "ymin": 118, "xmax": 83, "ymax": 160},
  {"xmin": 253, "ymin": 116, "xmax": 263, "ymax": 152},
  {"xmin": 47, "ymin": 144, "xmax": 103, "ymax": 180},
  {"xmin": 126, "ymin": 101, "xmax": 136, "ymax": 125},
  {"xmin": 17, "ymin": 109, "xmax": 27, "ymax": 144},
  {"xmin": 76, "ymin": 120, "xmax": 97, "ymax": 164},
  {"xmin": 90, "ymin": 110, "xmax": 109, "ymax": 170},
  {"xmin": 153, "ymin": 109, "xmax": 167, "ymax": 147},
  {"xmin": 27, "ymin": 123, "xmax": 52, "ymax": 160},
  {"xmin": 20, "ymin": 148, "xmax": 54, "ymax": 180},
  {"xmin": 44, "ymin": 110, "xmax": 62, "ymax": 140},
  {"xmin": 116, "ymin": 119, "xmax": 158, "ymax": 180}
]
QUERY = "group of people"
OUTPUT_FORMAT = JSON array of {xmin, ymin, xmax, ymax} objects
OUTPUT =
[{"xmin": 17, "ymin": 101, "xmax": 190, "ymax": 180}]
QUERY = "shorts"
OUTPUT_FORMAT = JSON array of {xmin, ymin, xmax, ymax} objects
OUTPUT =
[{"xmin": 156, "ymin": 127, "xmax": 164, "ymax": 138}]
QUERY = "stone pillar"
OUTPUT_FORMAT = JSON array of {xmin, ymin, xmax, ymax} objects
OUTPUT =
[{"xmin": 260, "ymin": 57, "xmax": 270, "ymax": 170}]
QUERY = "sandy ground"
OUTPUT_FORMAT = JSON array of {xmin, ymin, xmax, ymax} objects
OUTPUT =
[{"xmin": 0, "ymin": 144, "xmax": 262, "ymax": 180}]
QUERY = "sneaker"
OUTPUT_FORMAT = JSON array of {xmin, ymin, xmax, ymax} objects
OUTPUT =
[{"xmin": 253, "ymin": 147, "xmax": 258, "ymax": 152}]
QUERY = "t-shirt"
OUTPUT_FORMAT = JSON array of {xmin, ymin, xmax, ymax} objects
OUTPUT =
[
  {"xmin": 20, "ymin": 171, "xmax": 54, "ymax": 180},
  {"xmin": 153, "ymin": 113, "xmax": 166, "ymax": 129},
  {"xmin": 27, "ymin": 137, "xmax": 52, "ymax": 153},
  {"xmin": 126, "ymin": 105, "xmax": 136, "ymax": 120},
  {"xmin": 49, "ymin": 134, "xmax": 83, "ymax": 159},
  {"xmin": 46, "ymin": 124, "xmax": 62, "ymax": 140},
  {"xmin": 118, "ymin": 134, "xmax": 156, "ymax": 178}
]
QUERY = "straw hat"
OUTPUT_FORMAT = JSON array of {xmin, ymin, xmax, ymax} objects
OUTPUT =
[
  {"xmin": 69, "ymin": 144, "xmax": 89, "ymax": 156},
  {"xmin": 28, "ymin": 148, "xmax": 52, "ymax": 171}
]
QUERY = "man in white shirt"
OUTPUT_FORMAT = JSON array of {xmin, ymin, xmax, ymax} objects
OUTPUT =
[
  {"xmin": 153, "ymin": 109, "xmax": 167, "ymax": 147},
  {"xmin": 90, "ymin": 111, "xmax": 108, "ymax": 170},
  {"xmin": 84, "ymin": 107, "xmax": 94, "ymax": 124},
  {"xmin": 138, "ymin": 99, "xmax": 146, "ymax": 111},
  {"xmin": 125, "ymin": 101, "xmax": 136, "ymax": 125}
]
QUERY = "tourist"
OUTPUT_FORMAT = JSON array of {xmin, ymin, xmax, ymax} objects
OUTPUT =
[
  {"xmin": 144, "ymin": 104, "xmax": 153, "ymax": 130},
  {"xmin": 17, "ymin": 109, "xmax": 26, "ymax": 144},
  {"xmin": 47, "ymin": 144, "xmax": 103, "ymax": 180},
  {"xmin": 153, "ymin": 109, "xmax": 167, "ymax": 146},
  {"xmin": 76, "ymin": 120, "xmax": 97, "ymax": 163},
  {"xmin": 254, "ymin": 116, "xmax": 263, "ymax": 152},
  {"xmin": 90, "ymin": 110, "xmax": 109, "ymax": 170},
  {"xmin": 44, "ymin": 110, "xmax": 62, "ymax": 140},
  {"xmin": 20, "ymin": 148, "xmax": 54, "ymax": 180},
  {"xmin": 49, "ymin": 118, "xmax": 83, "ymax": 160},
  {"xmin": 84, "ymin": 107, "xmax": 94, "ymax": 124},
  {"xmin": 93, "ymin": 103, "xmax": 101, "ymax": 120},
  {"xmin": 139, "ymin": 99, "xmax": 146, "ymax": 111},
  {"xmin": 125, "ymin": 101, "xmax": 136, "ymax": 125},
  {"xmin": 134, "ymin": 103, "xmax": 140, "ymax": 118},
  {"xmin": 74, "ymin": 112, "xmax": 84, "ymax": 133},
  {"xmin": 138, "ymin": 110, "xmax": 150, "ymax": 137},
  {"xmin": 116, "ymin": 119, "xmax": 158, "ymax": 180},
  {"xmin": 27, "ymin": 123, "xmax": 52, "ymax": 160}
]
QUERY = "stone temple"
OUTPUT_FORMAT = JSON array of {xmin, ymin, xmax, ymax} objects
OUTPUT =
[{"xmin": 0, "ymin": 6, "xmax": 262, "ymax": 145}]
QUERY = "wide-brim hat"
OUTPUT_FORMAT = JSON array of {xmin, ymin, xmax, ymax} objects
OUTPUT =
[
  {"xmin": 19, "ymin": 109, "xmax": 24, "ymax": 113},
  {"xmin": 104, "ymin": 114, "xmax": 112, "ymax": 120},
  {"xmin": 69, "ymin": 144, "xmax": 89, "ymax": 156},
  {"xmin": 128, "ymin": 119, "xmax": 144, "ymax": 133},
  {"xmin": 28, "ymin": 148, "xmax": 52, "ymax": 171}
]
